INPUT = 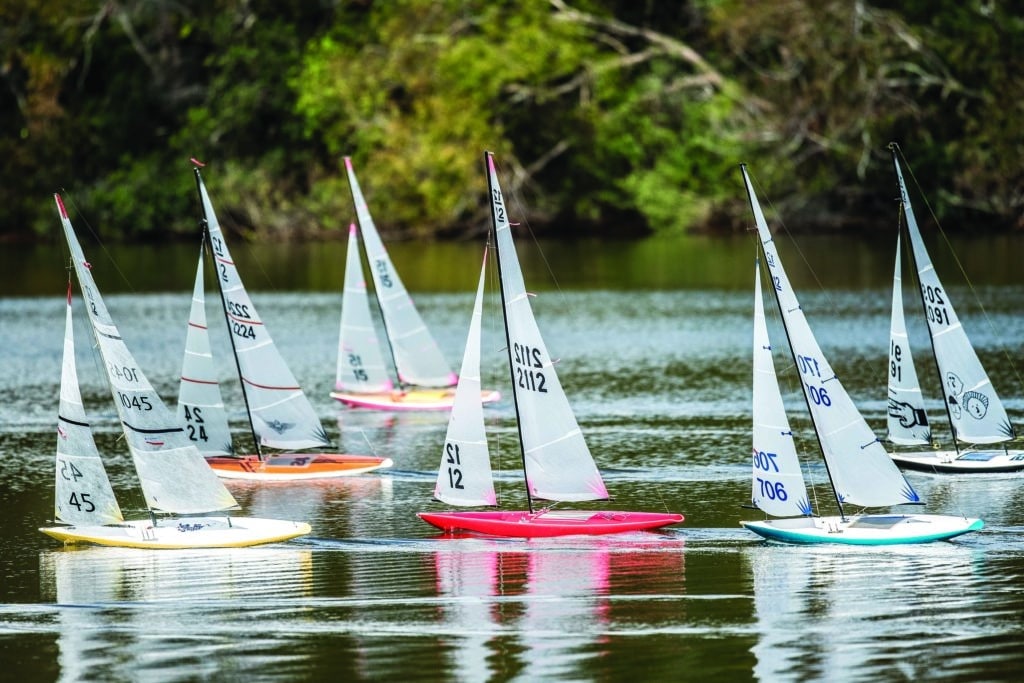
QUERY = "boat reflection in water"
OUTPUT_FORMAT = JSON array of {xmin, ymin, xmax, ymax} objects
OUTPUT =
[
  {"xmin": 432, "ymin": 534, "xmax": 685, "ymax": 680},
  {"xmin": 40, "ymin": 547, "xmax": 313, "ymax": 680},
  {"xmin": 743, "ymin": 542, "xmax": 1009, "ymax": 680}
]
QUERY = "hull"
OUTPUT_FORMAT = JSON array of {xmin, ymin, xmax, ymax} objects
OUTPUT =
[
  {"xmin": 40, "ymin": 516, "xmax": 311, "ymax": 549},
  {"xmin": 206, "ymin": 453, "xmax": 393, "ymax": 481},
  {"xmin": 740, "ymin": 514, "xmax": 983, "ymax": 545},
  {"xmin": 890, "ymin": 449, "xmax": 1024, "ymax": 474},
  {"xmin": 417, "ymin": 509, "xmax": 684, "ymax": 538},
  {"xmin": 331, "ymin": 388, "xmax": 501, "ymax": 411}
]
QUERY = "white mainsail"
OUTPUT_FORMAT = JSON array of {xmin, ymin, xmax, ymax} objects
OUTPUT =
[
  {"xmin": 751, "ymin": 261, "xmax": 811, "ymax": 517},
  {"xmin": 344, "ymin": 157, "xmax": 456, "ymax": 388},
  {"xmin": 177, "ymin": 247, "xmax": 235, "ymax": 456},
  {"xmin": 886, "ymin": 234, "xmax": 931, "ymax": 446},
  {"xmin": 741, "ymin": 167, "xmax": 919, "ymax": 508},
  {"xmin": 56, "ymin": 194, "xmax": 237, "ymax": 515},
  {"xmin": 487, "ymin": 153, "xmax": 609, "ymax": 503},
  {"xmin": 335, "ymin": 223, "xmax": 393, "ymax": 393},
  {"xmin": 195, "ymin": 171, "xmax": 330, "ymax": 451},
  {"xmin": 55, "ymin": 285, "xmax": 123, "ymax": 526},
  {"xmin": 893, "ymin": 152, "xmax": 1013, "ymax": 444},
  {"xmin": 433, "ymin": 250, "xmax": 496, "ymax": 506}
]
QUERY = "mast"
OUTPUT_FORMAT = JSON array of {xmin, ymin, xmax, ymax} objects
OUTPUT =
[
  {"xmin": 741, "ymin": 164, "xmax": 846, "ymax": 519},
  {"xmin": 192, "ymin": 161, "xmax": 264, "ymax": 461},
  {"xmin": 889, "ymin": 142, "xmax": 960, "ymax": 453},
  {"xmin": 485, "ymin": 151, "xmax": 534, "ymax": 514}
]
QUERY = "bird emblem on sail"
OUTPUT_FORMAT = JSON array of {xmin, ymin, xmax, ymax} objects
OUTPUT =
[{"xmin": 261, "ymin": 418, "xmax": 295, "ymax": 435}]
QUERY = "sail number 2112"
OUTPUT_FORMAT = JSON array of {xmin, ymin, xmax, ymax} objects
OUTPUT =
[{"xmin": 512, "ymin": 342, "xmax": 547, "ymax": 393}]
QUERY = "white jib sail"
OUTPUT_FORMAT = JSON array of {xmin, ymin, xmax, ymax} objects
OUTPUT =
[
  {"xmin": 886, "ymin": 234, "xmax": 931, "ymax": 446},
  {"xmin": 56, "ymin": 195, "xmax": 237, "ymax": 515},
  {"xmin": 55, "ymin": 287, "xmax": 123, "ymax": 526},
  {"xmin": 336, "ymin": 223, "xmax": 393, "ymax": 393},
  {"xmin": 740, "ymin": 168, "xmax": 919, "ymax": 508},
  {"xmin": 487, "ymin": 153, "xmax": 609, "ymax": 503},
  {"xmin": 752, "ymin": 261, "xmax": 811, "ymax": 518},
  {"xmin": 177, "ymin": 247, "xmax": 235, "ymax": 456},
  {"xmin": 196, "ymin": 172, "xmax": 331, "ymax": 451},
  {"xmin": 344, "ymin": 157, "xmax": 456, "ymax": 388},
  {"xmin": 433, "ymin": 249, "xmax": 496, "ymax": 506},
  {"xmin": 893, "ymin": 153, "xmax": 1013, "ymax": 444}
]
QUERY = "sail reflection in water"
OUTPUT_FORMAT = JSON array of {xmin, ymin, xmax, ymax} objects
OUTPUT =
[
  {"xmin": 432, "ymin": 536, "xmax": 684, "ymax": 680},
  {"xmin": 40, "ymin": 548, "xmax": 313, "ymax": 680},
  {"xmin": 744, "ymin": 544, "xmax": 1009, "ymax": 681}
]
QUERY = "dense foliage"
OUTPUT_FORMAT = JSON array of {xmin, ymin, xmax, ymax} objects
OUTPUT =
[{"xmin": 1, "ymin": 0, "xmax": 1021, "ymax": 242}]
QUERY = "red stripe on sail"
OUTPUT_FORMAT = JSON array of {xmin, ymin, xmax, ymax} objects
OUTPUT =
[
  {"xmin": 241, "ymin": 376, "xmax": 300, "ymax": 391},
  {"xmin": 181, "ymin": 376, "xmax": 219, "ymax": 385}
]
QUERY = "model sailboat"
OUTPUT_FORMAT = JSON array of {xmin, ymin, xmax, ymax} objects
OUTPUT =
[
  {"xmin": 738, "ymin": 165, "xmax": 982, "ymax": 545},
  {"xmin": 186, "ymin": 161, "xmax": 393, "ymax": 480},
  {"xmin": 331, "ymin": 157, "xmax": 500, "ymax": 410},
  {"xmin": 41, "ymin": 195, "xmax": 311, "ymax": 548},
  {"xmin": 884, "ymin": 143, "xmax": 1024, "ymax": 473},
  {"xmin": 417, "ymin": 152, "xmax": 684, "ymax": 537}
]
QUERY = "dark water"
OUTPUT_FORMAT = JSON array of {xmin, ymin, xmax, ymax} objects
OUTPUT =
[{"xmin": 2, "ymin": 234, "xmax": 1024, "ymax": 681}]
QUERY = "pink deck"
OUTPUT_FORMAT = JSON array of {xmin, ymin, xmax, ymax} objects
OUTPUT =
[
  {"xmin": 331, "ymin": 388, "xmax": 500, "ymax": 411},
  {"xmin": 417, "ymin": 510, "xmax": 684, "ymax": 538}
]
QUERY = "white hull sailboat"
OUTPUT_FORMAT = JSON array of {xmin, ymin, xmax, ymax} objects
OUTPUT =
[
  {"xmin": 417, "ymin": 152, "xmax": 683, "ymax": 538},
  {"xmin": 185, "ymin": 160, "xmax": 393, "ymax": 480},
  {"xmin": 331, "ymin": 157, "xmax": 500, "ymax": 411},
  {"xmin": 40, "ymin": 195, "xmax": 311, "ymax": 548},
  {"xmin": 737, "ymin": 166, "xmax": 982, "ymax": 545},
  {"xmin": 884, "ymin": 144, "xmax": 1024, "ymax": 474}
]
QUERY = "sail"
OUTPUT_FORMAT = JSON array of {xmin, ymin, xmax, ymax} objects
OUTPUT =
[
  {"xmin": 195, "ymin": 170, "xmax": 331, "ymax": 451},
  {"xmin": 433, "ymin": 250, "xmax": 497, "ymax": 506},
  {"xmin": 55, "ymin": 194, "xmax": 238, "ymax": 515},
  {"xmin": 177, "ymin": 247, "xmax": 235, "ymax": 456},
  {"xmin": 55, "ymin": 286, "xmax": 123, "ymax": 526},
  {"xmin": 886, "ymin": 234, "xmax": 931, "ymax": 445},
  {"xmin": 892, "ymin": 151, "xmax": 1013, "ymax": 444},
  {"xmin": 432, "ymin": 250, "xmax": 495, "ymax": 507},
  {"xmin": 486, "ymin": 152, "xmax": 609, "ymax": 503},
  {"xmin": 752, "ymin": 261, "xmax": 811, "ymax": 517},
  {"xmin": 344, "ymin": 157, "xmax": 456, "ymax": 388},
  {"xmin": 335, "ymin": 223, "xmax": 393, "ymax": 393},
  {"xmin": 739, "ymin": 168, "xmax": 918, "ymax": 508}
]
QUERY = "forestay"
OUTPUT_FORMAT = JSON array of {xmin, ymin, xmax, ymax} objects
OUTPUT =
[
  {"xmin": 344, "ymin": 157, "xmax": 455, "ymax": 388},
  {"xmin": 433, "ymin": 251, "xmax": 496, "ymax": 506},
  {"xmin": 55, "ymin": 286, "xmax": 123, "ymax": 526},
  {"xmin": 195, "ymin": 172, "xmax": 330, "ymax": 451},
  {"xmin": 335, "ymin": 223, "xmax": 392, "ymax": 393},
  {"xmin": 741, "ymin": 168, "xmax": 919, "ymax": 508},
  {"xmin": 57, "ymin": 195, "xmax": 237, "ymax": 515},
  {"xmin": 893, "ymin": 154, "xmax": 1013, "ymax": 444},
  {"xmin": 886, "ymin": 235, "xmax": 931, "ymax": 446},
  {"xmin": 177, "ymin": 247, "xmax": 234, "ymax": 456},
  {"xmin": 487, "ymin": 154, "xmax": 609, "ymax": 503},
  {"xmin": 751, "ymin": 261, "xmax": 811, "ymax": 517}
]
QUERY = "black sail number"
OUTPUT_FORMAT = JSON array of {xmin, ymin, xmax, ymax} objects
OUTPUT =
[
  {"xmin": 512, "ymin": 342, "xmax": 547, "ymax": 393},
  {"xmin": 445, "ymin": 442, "xmax": 464, "ymax": 490}
]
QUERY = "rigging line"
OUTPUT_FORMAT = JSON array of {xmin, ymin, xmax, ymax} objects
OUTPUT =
[
  {"xmin": 895, "ymin": 145, "xmax": 1024, "ymax": 419},
  {"xmin": 59, "ymin": 191, "xmax": 137, "ymax": 294},
  {"xmin": 746, "ymin": 170, "xmax": 839, "ymax": 317}
]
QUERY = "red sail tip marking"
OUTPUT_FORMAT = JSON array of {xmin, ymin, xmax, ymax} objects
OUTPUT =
[
  {"xmin": 190, "ymin": 157, "xmax": 206, "ymax": 168},
  {"xmin": 54, "ymin": 194, "xmax": 68, "ymax": 219}
]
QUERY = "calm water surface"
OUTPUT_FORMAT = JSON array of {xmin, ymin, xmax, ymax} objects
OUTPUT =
[{"xmin": 2, "ymin": 234, "xmax": 1024, "ymax": 681}]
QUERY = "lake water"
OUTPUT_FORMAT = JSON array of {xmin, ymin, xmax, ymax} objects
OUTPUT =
[{"xmin": 2, "ymin": 233, "xmax": 1024, "ymax": 681}]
